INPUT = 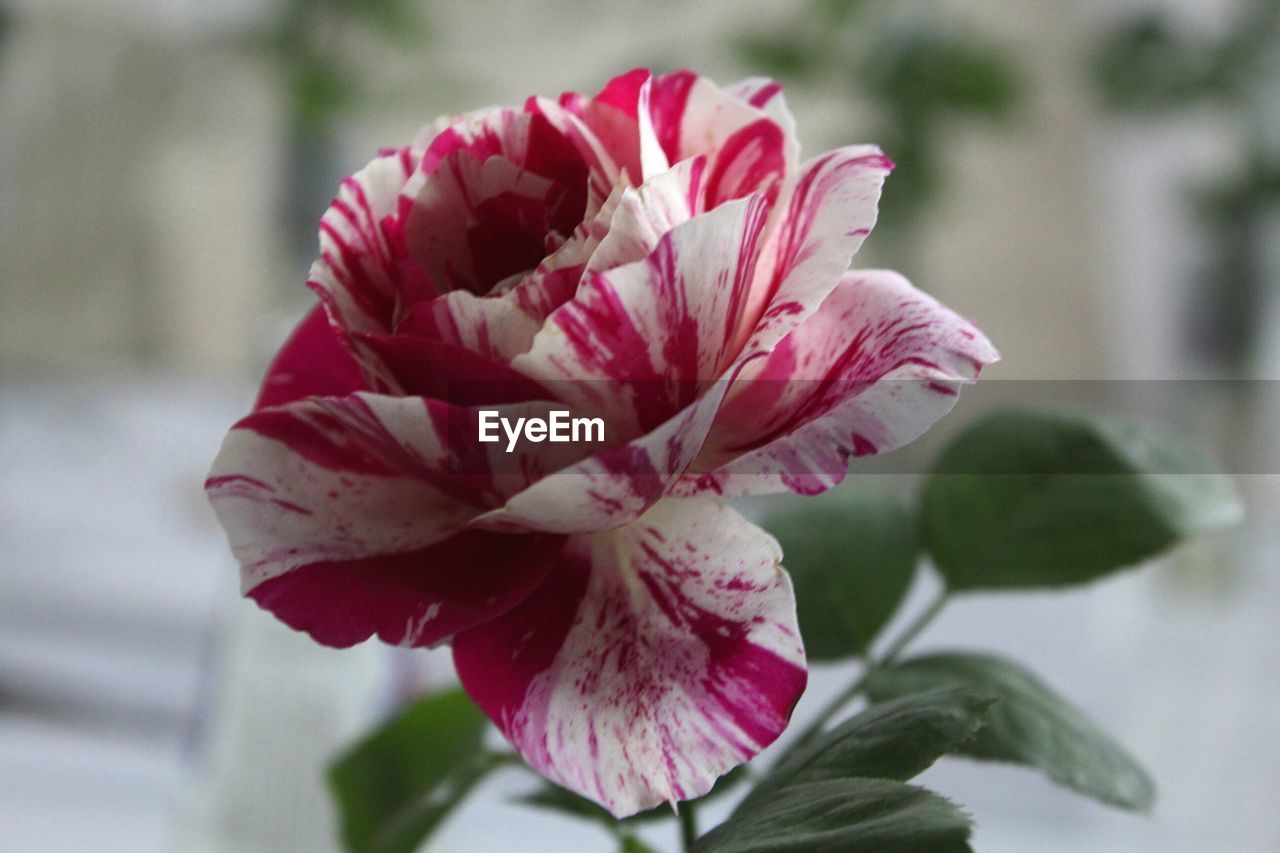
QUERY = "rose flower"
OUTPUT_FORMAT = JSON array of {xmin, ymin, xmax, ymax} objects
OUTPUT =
[{"xmin": 206, "ymin": 68, "xmax": 996, "ymax": 817}]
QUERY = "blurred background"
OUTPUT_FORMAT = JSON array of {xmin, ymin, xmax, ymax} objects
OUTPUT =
[{"xmin": 2, "ymin": 0, "xmax": 1278, "ymax": 850}]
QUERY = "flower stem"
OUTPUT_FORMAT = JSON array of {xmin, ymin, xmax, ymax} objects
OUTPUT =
[
  {"xmin": 792, "ymin": 586, "xmax": 950, "ymax": 747},
  {"xmin": 679, "ymin": 800, "xmax": 699, "ymax": 851}
]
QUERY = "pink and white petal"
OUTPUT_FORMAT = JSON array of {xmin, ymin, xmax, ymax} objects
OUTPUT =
[
  {"xmin": 206, "ymin": 392, "xmax": 594, "ymax": 589},
  {"xmin": 206, "ymin": 394, "xmax": 479, "ymax": 590},
  {"xmin": 247, "ymin": 529, "xmax": 566, "ymax": 649},
  {"xmin": 650, "ymin": 71, "xmax": 788, "ymax": 207},
  {"xmin": 511, "ymin": 195, "xmax": 769, "ymax": 434},
  {"xmin": 417, "ymin": 107, "xmax": 528, "ymax": 175},
  {"xmin": 308, "ymin": 150, "xmax": 421, "ymax": 340},
  {"xmin": 683, "ymin": 270, "xmax": 999, "ymax": 497},
  {"xmin": 469, "ymin": 374, "xmax": 734, "ymax": 535},
  {"xmin": 584, "ymin": 156, "xmax": 707, "ymax": 276},
  {"xmin": 254, "ymin": 304, "xmax": 367, "ymax": 410},
  {"xmin": 528, "ymin": 95, "xmax": 622, "ymax": 213},
  {"xmin": 725, "ymin": 77, "xmax": 800, "ymax": 170},
  {"xmin": 403, "ymin": 152, "xmax": 570, "ymax": 296},
  {"xmin": 734, "ymin": 146, "xmax": 894, "ymax": 360},
  {"xmin": 397, "ymin": 290, "xmax": 542, "ymax": 364},
  {"xmin": 575, "ymin": 68, "xmax": 669, "ymax": 183},
  {"xmin": 453, "ymin": 497, "xmax": 806, "ymax": 817}
]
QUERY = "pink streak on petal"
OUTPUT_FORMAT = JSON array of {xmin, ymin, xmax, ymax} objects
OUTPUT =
[
  {"xmin": 685, "ymin": 269, "xmax": 998, "ymax": 497},
  {"xmin": 453, "ymin": 498, "xmax": 806, "ymax": 817}
]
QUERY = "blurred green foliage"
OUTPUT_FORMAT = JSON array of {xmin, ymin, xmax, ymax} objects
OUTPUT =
[
  {"xmin": 735, "ymin": 1, "xmax": 1024, "ymax": 252},
  {"xmin": 263, "ymin": 0, "xmax": 429, "ymax": 132},
  {"xmin": 247, "ymin": 0, "xmax": 429, "ymax": 274},
  {"xmin": 1094, "ymin": 0, "xmax": 1280, "ymax": 374}
]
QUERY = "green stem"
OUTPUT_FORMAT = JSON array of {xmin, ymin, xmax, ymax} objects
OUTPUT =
[
  {"xmin": 679, "ymin": 800, "xmax": 699, "ymax": 851},
  {"xmin": 792, "ymin": 587, "xmax": 950, "ymax": 747}
]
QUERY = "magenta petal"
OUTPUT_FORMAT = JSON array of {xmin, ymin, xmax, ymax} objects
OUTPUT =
[
  {"xmin": 255, "ymin": 304, "xmax": 367, "ymax": 410},
  {"xmin": 453, "ymin": 498, "xmax": 806, "ymax": 817},
  {"xmin": 354, "ymin": 332, "xmax": 549, "ymax": 406},
  {"xmin": 248, "ymin": 530, "xmax": 565, "ymax": 648}
]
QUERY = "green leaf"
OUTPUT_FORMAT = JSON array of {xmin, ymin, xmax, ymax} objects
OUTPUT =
[
  {"xmin": 866, "ymin": 653, "xmax": 1155, "ymax": 811},
  {"xmin": 741, "ymin": 687, "xmax": 994, "ymax": 811},
  {"xmin": 694, "ymin": 779, "xmax": 972, "ymax": 853},
  {"xmin": 766, "ymin": 487, "xmax": 920, "ymax": 659},
  {"xmin": 328, "ymin": 688, "xmax": 492, "ymax": 853},
  {"xmin": 620, "ymin": 836, "xmax": 659, "ymax": 853},
  {"xmin": 518, "ymin": 766, "xmax": 748, "ymax": 827},
  {"xmin": 921, "ymin": 407, "xmax": 1242, "ymax": 590}
]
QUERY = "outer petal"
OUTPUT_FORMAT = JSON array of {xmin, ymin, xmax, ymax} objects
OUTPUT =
[
  {"xmin": 206, "ymin": 394, "xmax": 480, "ymax": 591},
  {"xmin": 247, "ymin": 529, "xmax": 565, "ymax": 648},
  {"xmin": 207, "ymin": 391, "xmax": 604, "ymax": 647},
  {"xmin": 453, "ymin": 498, "xmax": 807, "ymax": 817},
  {"xmin": 734, "ymin": 146, "xmax": 894, "ymax": 359},
  {"xmin": 206, "ymin": 394, "xmax": 591, "ymax": 588},
  {"xmin": 684, "ymin": 270, "xmax": 999, "ymax": 497},
  {"xmin": 255, "ymin": 304, "xmax": 367, "ymax": 410}
]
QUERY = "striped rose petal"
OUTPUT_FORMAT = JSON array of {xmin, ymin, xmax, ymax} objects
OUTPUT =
[
  {"xmin": 583, "ymin": 156, "xmax": 707, "ymax": 275},
  {"xmin": 208, "ymin": 390, "xmax": 606, "ymax": 647},
  {"xmin": 207, "ymin": 395, "xmax": 478, "ymax": 590},
  {"xmin": 306, "ymin": 149, "xmax": 428, "ymax": 390},
  {"xmin": 565, "ymin": 68, "xmax": 669, "ymax": 184},
  {"xmin": 650, "ymin": 71, "xmax": 791, "ymax": 208},
  {"xmin": 731, "ymin": 145, "xmax": 894, "ymax": 359},
  {"xmin": 512, "ymin": 194, "xmax": 769, "ymax": 435},
  {"xmin": 684, "ymin": 270, "xmax": 999, "ymax": 497},
  {"xmin": 453, "ymin": 498, "xmax": 806, "ymax": 817},
  {"xmin": 403, "ymin": 152, "xmax": 580, "ymax": 297},
  {"xmin": 726, "ymin": 76, "xmax": 800, "ymax": 173},
  {"xmin": 469, "ymin": 372, "xmax": 734, "ymax": 535},
  {"xmin": 207, "ymin": 393, "xmax": 591, "ymax": 586}
]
